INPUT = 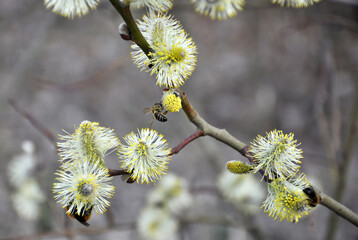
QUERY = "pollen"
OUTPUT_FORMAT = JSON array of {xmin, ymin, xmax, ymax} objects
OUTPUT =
[
  {"xmin": 53, "ymin": 158, "xmax": 114, "ymax": 216},
  {"xmin": 161, "ymin": 46, "xmax": 186, "ymax": 64},
  {"xmin": 118, "ymin": 129, "xmax": 171, "ymax": 184},
  {"xmin": 131, "ymin": 13, "xmax": 197, "ymax": 88},
  {"xmin": 162, "ymin": 92, "xmax": 182, "ymax": 112},
  {"xmin": 58, "ymin": 120, "xmax": 120, "ymax": 165},
  {"xmin": 271, "ymin": 0, "xmax": 321, "ymax": 8},
  {"xmin": 262, "ymin": 174, "xmax": 312, "ymax": 223},
  {"xmin": 137, "ymin": 142, "xmax": 148, "ymax": 156},
  {"xmin": 190, "ymin": 0, "xmax": 245, "ymax": 20},
  {"xmin": 249, "ymin": 129, "xmax": 303, "ymax": 180}
]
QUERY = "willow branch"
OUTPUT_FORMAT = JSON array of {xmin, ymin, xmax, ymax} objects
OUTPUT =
[
  {"xmin": 170, "ymin": 130, "xmax": 204, "ymax": 155},
  {"xmin": 108, "ymin": 0, "xmax": 151, "ymax": 56},
  {"xmin": 179, "ymin": 90, "xmax": 358, "ymax": 227},
  {"xmin": 179, "ymin": 90, "xmax": 269, "ymax": 181},
  {"xmin": 179, "ymin": 90, "xmax": 247, "ymax": 153},
  {"xmin": 316, "ymin": 187, "xmax": 358, "ymax": 227}
]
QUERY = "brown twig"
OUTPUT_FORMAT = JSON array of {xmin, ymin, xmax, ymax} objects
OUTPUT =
[
  {"xmin": 9, "ymin": 99, "xmax": 57, "ymax": 147},
  {"xmin": 108, "ymin": 169, "xmax": 128, "ymax": 177},
  {"xmin": 169, "ymin": 130, "xmax": 204, "ymax": 155}
]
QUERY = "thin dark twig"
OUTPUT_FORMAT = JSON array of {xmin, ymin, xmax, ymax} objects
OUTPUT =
[
  {"xmin": 9, "ymin": 99, "xmax": 57, "ymax": 147},
  {"xmin": 170, "ymin": 130, "xmax": 204, "ymax": 155}
]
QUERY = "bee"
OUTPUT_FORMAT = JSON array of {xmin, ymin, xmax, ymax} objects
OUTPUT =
[
  {"xmin": 65, "ymin": 205, "xmax": 93, "ymax": 227},
  {"xmin": 143, "ymin": 102, "xmax": 168, "ymax": 127},
  {"xmin": 303, "ymin": 186, "xmax": 320, "ymax": 207}
]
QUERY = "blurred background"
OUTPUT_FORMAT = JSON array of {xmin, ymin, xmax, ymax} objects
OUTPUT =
[{"xmin": 0, "ymin": 0, "xmax": 357, "ymax": 239}]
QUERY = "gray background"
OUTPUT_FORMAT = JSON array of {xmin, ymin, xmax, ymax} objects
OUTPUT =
[{"xmin": 1, "ymin": 0, "xmax": 357, "ymax": 239}]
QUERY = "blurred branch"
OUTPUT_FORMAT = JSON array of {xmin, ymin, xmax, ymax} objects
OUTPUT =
[
  {"xmin": 9, "ymin": 99, "xmax": 128, "ymax": 180},
  {"xmin": 34, "ymin": 58, "xmax": 127, "ymax": 92},
  {"xmin": 326, "ymin": 83, "xmax": 358, "ymax": 239},
  {"xmin": 9, "ymin": 99, "xmax": 57, "ymax": 147},
  {"xmin": 179, "ymin": 90, "xmax": 358, "ymax": 227},
  {"xmin": 314, "ymin": 46, "xmax": 337, "ymax": 167},
  {"xmin": 0, "ymin": 222, "xmax": 135, "ymax": 240}
]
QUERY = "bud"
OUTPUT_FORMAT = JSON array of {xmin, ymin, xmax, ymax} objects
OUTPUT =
[
  {"xmin": 118, "ymin": 22, "xmax": 131, "ymax": 40},
  {"xmin": 226, "ymin": 160, "xmax": 253, "ymax": 174}
]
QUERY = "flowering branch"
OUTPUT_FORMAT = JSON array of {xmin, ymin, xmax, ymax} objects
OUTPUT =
[
  {"xmin": 178, "ymin": 89, "xmax": 358, "ymax": 227},
  {"xmin": 108, "ymin": 0, "xmax": 151, "ymax": 56},
  {"xmin": 169, "ymin": 130, "xmax": 204, "ymax": 155}
]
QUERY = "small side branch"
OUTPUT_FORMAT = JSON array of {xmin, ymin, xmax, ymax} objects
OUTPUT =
[{"xmin": 170, "ymin": 130, "xmax": 204, "ymax": 155}]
